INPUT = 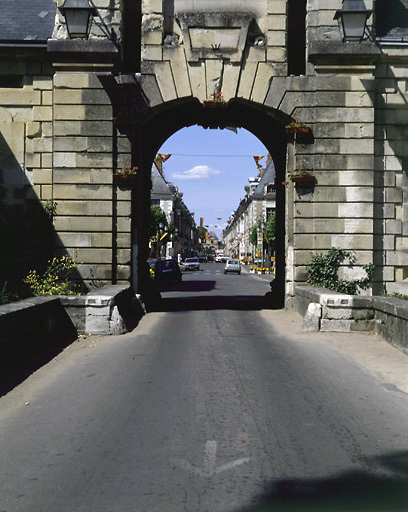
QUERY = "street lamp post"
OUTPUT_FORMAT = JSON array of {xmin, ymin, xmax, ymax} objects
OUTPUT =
[
  {"xmin": 59, "ymin": 0, "xmax": 97, "ymax": 39},
  {"xmin": 334, "ymin": 0, "xmax": 372, "ymax": 42}
]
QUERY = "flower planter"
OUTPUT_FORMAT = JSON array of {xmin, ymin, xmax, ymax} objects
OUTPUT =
[
  {"xmin": 290, "ymin": 174, "xmax": 315, "ymax": 184},
  {"xmin": 113, "ymin": 173, "xmax": 139, "ymax": 186},
  {"xmin": 285, "ymin": 126, "xmax": 310, "ymax": 134},
  {"xmin": 203, "ymin": 100, "xmax": 227, "ymax": 108}
]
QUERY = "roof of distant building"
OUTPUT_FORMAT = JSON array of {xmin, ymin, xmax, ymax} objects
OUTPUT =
[
  {"xmin": 251, "ymin": 159, "xmax": 276, "ymax": 199},
  {"xmin": 151, "ymin": 162, "xmax": 173, "ymax": 197},
  {"xmin": 0, "ymin": 0, "xmax": 56, "ymax": 43}
]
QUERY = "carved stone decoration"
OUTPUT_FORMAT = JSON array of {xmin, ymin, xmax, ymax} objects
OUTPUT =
[{"xmin": 175, "ymin": 12, "xmax": 254, "ymax": 62}]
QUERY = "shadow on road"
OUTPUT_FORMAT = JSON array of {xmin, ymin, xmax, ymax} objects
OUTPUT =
[
  {"xmin": 156, "ymin": 279, "xmax": 217, "ymax": 293},
  {"xmin": 155, "ymin": 295, "xmax": 267, "ymax": 312},
  {"xmin": 238, "ymin": 451, "xmax": 408, "ymax": 512},
  {"xmin": 150, "ymin": 278, "xmax": 282, "ymax": 312}
]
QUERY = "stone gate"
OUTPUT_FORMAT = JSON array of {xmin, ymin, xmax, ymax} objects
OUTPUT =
[{"xmin": 1, "ymin": 0, "xmax": 408, "ymax": 306}]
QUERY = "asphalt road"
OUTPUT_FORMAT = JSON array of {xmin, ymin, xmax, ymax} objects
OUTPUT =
[{"xmin": 0, "ymin": 263, "xmax": 407, "ymax": 512}]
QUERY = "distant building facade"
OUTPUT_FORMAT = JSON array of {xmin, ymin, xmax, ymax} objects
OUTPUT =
[
  {"xmin": 224, "ymin": 158, "xmax": 276, "ymax": 261},
  {"xmin": 151, "ymin": 161, "xmax": 198, "ymax": 259}
]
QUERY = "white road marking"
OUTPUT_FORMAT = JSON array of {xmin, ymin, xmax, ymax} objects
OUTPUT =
[{"xmin": 172, "ymin": 440, "xmax": 251, "ymax": 477}]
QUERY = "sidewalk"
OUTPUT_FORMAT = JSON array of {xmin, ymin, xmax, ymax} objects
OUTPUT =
[{"xmin": 260, "ymin": 307, "xmax": 408, "ymax": 395}]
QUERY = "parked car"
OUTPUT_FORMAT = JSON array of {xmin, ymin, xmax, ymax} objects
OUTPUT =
[
  {"xmin": 198, "ymin": 254, "xmax": 207, "ymax": 263},
  {"xmin": 183, "ymin": 257, "xmax": 200, "ymax": 271},
  {"xmin": 215, "ymin": 254, "xmax": 224, "ymax": 262},
  {"xmin": 154, "ymin": 258, "xmax": 182, "ymax": 283},
  {"xmin": 224, "ymin": 259, "xmax": 241, "ymax": 275}
]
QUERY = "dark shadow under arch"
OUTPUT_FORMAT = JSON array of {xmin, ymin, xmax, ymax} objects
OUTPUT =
[{"xmin": 128, "ymin": 97, "xmax": 289, "ymax": 309}]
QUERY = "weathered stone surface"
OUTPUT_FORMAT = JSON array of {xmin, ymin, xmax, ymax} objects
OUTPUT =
[{"xmin": 302, "ymin": 303, "xmax": 321, "ymax": 332}]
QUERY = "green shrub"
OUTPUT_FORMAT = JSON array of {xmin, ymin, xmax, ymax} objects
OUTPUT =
[
  {"xmin": 306, "ymin": 248, "xmax": 375, "ymax": 295},
  {"xmin": 391, "ymin": 293, "xmax": 408, "ymax": 301},
  {"xmin": 0, "ymin": 282, "xmax": 10, "ymax": 305},
  {"xmin": 24, "ymin": 255, "xmax": 85, "ymax": 296}
]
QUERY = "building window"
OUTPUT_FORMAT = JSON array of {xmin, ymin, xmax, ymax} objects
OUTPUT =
[
  {"xmin": 288, "ymin": 0, "xmax": 306, "ymax": 76},
  {"xmin": 151, "ymin": 199, "xmax": 160, "ymax": 206},
  {"xmin": 266, "ymin": 208, "xmax": 275, "ymax": 220},
  {"xmin": 375, "ymin": 0, "xmax": 408, "ymax": 39}
]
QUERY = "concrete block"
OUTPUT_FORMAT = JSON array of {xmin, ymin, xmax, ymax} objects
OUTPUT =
[
  {"xmin": 251, "ymin": 63, "xmax": 275, "ymax": 103},
  {"xmin": 41, "ymin": 153, "xmax": 53, "ymax": 168},
  {"xmin": 338, "ymin": 203, "xmax": 374, "ymax": 218},
  {"xmin": 25, "ymin": 153, "xmax": 41, "ymax": 167},
  {"xmin": 26, "ymin": 122, "xmax": 42, "ymax": 139},
  {"xmin": 385, "ymin": 219, "xmax": 403, "ymax": 235},
  {"xmin": 33, "ymin": 106, "xmax": 52, "ymax": 122},
  {"xmin": 222, "ymin": 62, "xmax": 240, "ymax": 101},
  {"xmin": 266, "ymin": 47, "xmax": 286, "ymax": 63},
  {"xmin": 320, "ymin": 319, "xmax": 351, "ymax": 332},
  {"xmin": 141, "ymin": 45, "xmax": 163, "ymax": 61},
  {"xmin": 0, "ymin": 90, "xmax": 41, "ymax": 106},
  {"xmin": 137, "ymin": 74, "xmax": 163, "ymax": 107},
  {"xmin": 323, "ymin": 307, "xmax": 354, "ymax": 320},
  {"xmin": 302, "ymin": 303, "xmax": 321, "ymax": 332},
  {"xmin": 91, "ymin": 233, "xmax": 113, "ymax": 247},
  {"xmin": 54, "ymin": 73, "xmax": 90, "ymax": 89},
  {"xmin": 54, "ymin": 169, "xmax": 91, "ymax": 184},
  {"xmin": 188, "ymin": 61, "xmax": 206, "ymax": 102},
  {"xmin": 167, "ymin": 48, "xmax": 192, "ymax": 98},
  {"xmin": 32, "ymin": 169, "xmax": 52, "ymax": 184},
  {"xmin": 54, "ymin": 152, "xmax": 77, "ymax": 168},
  {"xmin": 266, "ymin": 30, "xmax": 285, "ymax": 47},
  {"xmin": 53, "ymin": 184, "xmax": 113, "ymax": 201},
  {"xmin": 331, "ymin": 234, "xmax": 373, "ymax": 250},
  {"xmin": 267, "ymin": 0, "xmax": 286, "ymax": 14},
  {"xmin": 33, "ymin": 137, "xmax": 52, "ymax": 153}
]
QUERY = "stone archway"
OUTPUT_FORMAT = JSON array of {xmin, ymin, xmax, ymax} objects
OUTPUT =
[{"xmin": 123, "ymin": 97, "xmax": 291, "ymax": 308}]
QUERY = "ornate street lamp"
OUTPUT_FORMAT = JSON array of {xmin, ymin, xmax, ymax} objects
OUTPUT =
[
  {"xmin": 59, "ymin": 0, "xmax": 97, "ymax": 39},
  {"xmin": 334, "ymin": 0, "xmax": 372, "ymax": 42}
]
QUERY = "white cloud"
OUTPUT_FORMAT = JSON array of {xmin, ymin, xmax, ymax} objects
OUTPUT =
[{"xmin": 171, "ymin": 165, "xmax": 221, "ymax": 180}]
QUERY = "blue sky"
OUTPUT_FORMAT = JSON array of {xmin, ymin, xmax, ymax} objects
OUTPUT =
[{"xmin": 157, "ymin": 125, "xmax": 268, "ymax": 239}]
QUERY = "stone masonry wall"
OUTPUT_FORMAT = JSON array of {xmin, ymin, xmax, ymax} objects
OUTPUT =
[
  {"xmin": 52, "ymin": 68, "xmax": 133, "ymax": 287},
  {"xmin": 0, "ymin": 50, "xmax": 55, "ymax": 282},
  {"xmin": 5, "ymin": 0, "xmax": 406, "ymax": 300}
]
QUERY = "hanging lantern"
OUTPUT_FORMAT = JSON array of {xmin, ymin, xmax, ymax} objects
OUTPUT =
[
  {"xmin": 334, "ymin": 0, "xmax": 372, "ymax": 42},
  {"xmin": 59, "ymin": 0, "xmax": 97, "ymax": 39}
]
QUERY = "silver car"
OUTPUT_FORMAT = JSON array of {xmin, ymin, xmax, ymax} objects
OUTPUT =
[
  {"xmin": 224, "ymin": 259, "xmax": 241, "ymax": 275},
  {"xmin": 183, "ymin": 257, "xmax": 200, "ymax": 271}
]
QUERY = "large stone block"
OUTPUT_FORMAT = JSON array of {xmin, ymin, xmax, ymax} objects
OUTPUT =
[
  {"xmin": 55, "ymin": 232, "xmax": 92, "ymax": 247},
  {"xmin": 166, "ymin": 48, "xmax": 192, "ymax": 98},
  {"xmin": 188, "ymin": 61, "xmax": 206, "ymax": 102},
  {"xmin": 331, "ymin": 234, "xmax": 373, "ymax": 249},
  {"xmin": 340, "ymin": 138, "xmax": 374, "ymax": 155},
  {"xmin": 0, "ymin": 90, "xmax": 41, "ymax": 106},
  {"xmin": 338, "ymin": 203, "xmax": 374, "ymax": 218},
  {"xmin": 53, "ymin": 184, "xmax": 113, "ymax": 201},
  {"xmin": 222, "ymin": 62, "xmax": 241, "ymax": 101},
  {"xmin": 33, "ymin": 106, "xmax": 52, "ymax": 122},
  {"xmin": 53, "ymin": 121, "xmax": 113, "ymax": 137},
  {"xmin": 91, "ymin": 233, "xmax": 113, "ymax": 247},
  {"xmin": 32, "ymin": 169, "xmax": 52, "ymax": 184},
  {"xmin": 54, "ymin": 215, "xmax": 112, "ymax": 232},
  {"xmin": 237, "ymin": 60, "xmax": 257, "ymax": 99},
  {"xmin": 54, "ymin": 105, "xmax": 112, "ymax": 121},
  {"xmin": 54, "ymin": 169, "xmax": 91, "ymax": 184},
  {"xmin": 141, "ymin": 45, "xmax": 163, "ymax": 62},
  {"xmin": 54, "ymin": 73, "xmax": 90, "ymax": 89}
]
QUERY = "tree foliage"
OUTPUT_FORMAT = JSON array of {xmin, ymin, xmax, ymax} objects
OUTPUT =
[{"xmin": 249, "ymin": 213, "xmax": 276, "ymax": 248}]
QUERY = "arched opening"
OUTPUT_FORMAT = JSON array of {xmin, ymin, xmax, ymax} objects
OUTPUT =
[{"xmin": 129, "ymin": 98, "xmax": 289, "ymax": 309}]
